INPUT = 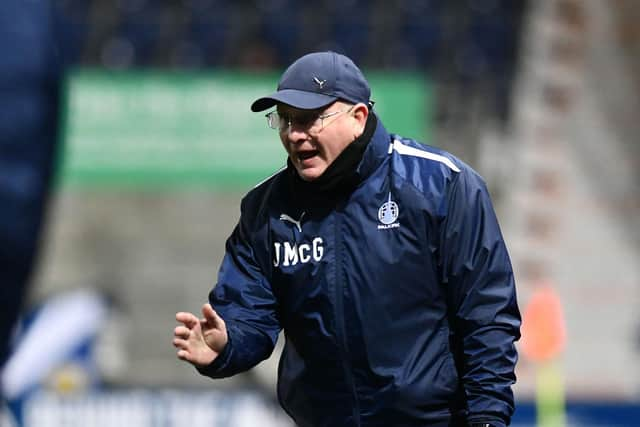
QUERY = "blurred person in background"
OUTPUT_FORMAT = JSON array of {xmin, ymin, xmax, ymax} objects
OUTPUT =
[
  {"xmin": 0, "ymin": 0, "xmax": 62, "ymax": 372},
  {"xmin": 174, "ymin": 51, "xmax": 520, "ymax": 427}
]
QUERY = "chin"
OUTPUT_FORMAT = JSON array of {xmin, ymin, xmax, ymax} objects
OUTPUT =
[{"xmin": 298, "ymin": 168, "xmax": 323, "ymax": 182}]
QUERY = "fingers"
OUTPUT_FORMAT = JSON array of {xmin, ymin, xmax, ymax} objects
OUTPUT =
[
  {"xmin": 174, "ymin": 312, "xmax": 198, "ymax": 362},
  {"xmin": 173, "ymin": 336, "xmax": 186, "ymax": 349},
  {"xmin": 173, "ymin": 333, "xmax": 197, "ymax": 364},
  {"xmin": 176, "ymin": 349, "xmax": 193, "ymax": 362},
  {"xmin": 174, "ymin": 306, "xmax": 223, "ymax": 366},
  {"xmin": 173, "ymin": 324, "xmax": 191, "ymax": 350},
  {"xmin": 174, "ymin": 325, "xmax": 191, "ymax": 340},
  {"xmin": 175, "ymin": 311, "xmax": 199, "ymax": 329}
]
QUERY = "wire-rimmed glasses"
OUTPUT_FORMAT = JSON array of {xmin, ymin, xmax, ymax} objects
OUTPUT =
[{"xmin": 265, "ymin": 105, "xmax": 355, "ymax": 134}]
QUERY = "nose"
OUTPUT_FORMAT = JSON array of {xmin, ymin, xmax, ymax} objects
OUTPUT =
[{"xmin": 284, "ymin": 123, "xmax": 311, "ymax": 143}]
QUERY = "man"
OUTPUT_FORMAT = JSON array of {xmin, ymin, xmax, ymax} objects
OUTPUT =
[{"xmin": 174, "ymin": 51, "xmax": 520, "ymax": 427}]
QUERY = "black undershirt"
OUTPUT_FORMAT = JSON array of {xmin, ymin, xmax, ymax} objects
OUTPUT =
[{"xmin": 288, "ymin": 113, "xmax": 378, "ymax": 208}]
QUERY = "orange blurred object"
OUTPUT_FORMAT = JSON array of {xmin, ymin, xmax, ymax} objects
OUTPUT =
[{"xmin": 520, "ymin": 284, "xmax": 567, "ymax": 362}]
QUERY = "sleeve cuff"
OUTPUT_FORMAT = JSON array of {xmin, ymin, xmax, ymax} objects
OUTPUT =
[{"xmin": 195, "ymin": 335, "xmax": 233, "ymax": 378}]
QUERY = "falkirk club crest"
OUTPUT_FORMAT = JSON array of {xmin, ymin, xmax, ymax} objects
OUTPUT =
[{"xmin": 377, "ymin": 193, "xmax": 399, "ymax": 229}]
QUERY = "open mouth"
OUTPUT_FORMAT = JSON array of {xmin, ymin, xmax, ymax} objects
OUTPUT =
[{"xmin": 297, "ymin": 150, "xmax": 318, "ymax": 162}]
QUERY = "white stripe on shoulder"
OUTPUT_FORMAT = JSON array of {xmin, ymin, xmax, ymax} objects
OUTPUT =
[
  {"xmin": 390, "ymin": 139, "xmax": 461, "ymax": 172},
  {"xmin": 253, "ymin": 165, "xmax": 287, "ymax": 188}
]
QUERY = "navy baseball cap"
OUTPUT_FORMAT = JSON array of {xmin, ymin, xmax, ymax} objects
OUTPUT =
[{"xmin": 250, "ymin": 51, "xmax": 371, "ymax": 112}]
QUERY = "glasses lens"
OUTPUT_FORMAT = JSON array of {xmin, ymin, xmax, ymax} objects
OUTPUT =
[
  {"xmin": 294, "ymin": 112, "xmax": 320, "ymax": 129},
  {"xmin": 266, "ymin": 111, "xmax": 279, "ymax": 130},
  {"xmin": 267, "ymin": 109, "xmax": 344, "ymax": 133}
]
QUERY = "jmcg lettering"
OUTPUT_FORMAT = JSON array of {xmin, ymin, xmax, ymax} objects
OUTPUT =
[{"xmin": 273, "ymin": 237, "xmax": 324, "ymax": 267}]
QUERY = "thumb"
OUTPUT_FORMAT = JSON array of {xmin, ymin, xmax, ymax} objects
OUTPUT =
[{"xmin": 202, "ymin": 303, "xmax": 223, "ymax": 327}]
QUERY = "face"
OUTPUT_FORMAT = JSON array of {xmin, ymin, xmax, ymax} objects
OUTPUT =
[{"xmin": 277, "ymin": 101, "xmax": 369, "ymax": 181}]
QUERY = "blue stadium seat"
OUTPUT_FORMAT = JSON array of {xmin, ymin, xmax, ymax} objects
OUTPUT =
[
  {"xmin": 182, "ymin": 0, "xmax": 230, "ymax": 66},
  {"xmin": 258, "ymin": 0, "xmax": 303, "ymax": 65},
  {"xmin": 53, "ymin": 0, "xmax": 92, "ymax": 65},
  {"xmin": 323, "ymin": 0, "xmax": 372, "ymax": 64},
  {"xmin": 114, "ymin": 0, "xmax": 163, "ymax": 66}
]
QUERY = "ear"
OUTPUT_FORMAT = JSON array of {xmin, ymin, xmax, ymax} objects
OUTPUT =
[{"xmin": 351, "ymin": 102, "xmax": 369, "ymax": 134}]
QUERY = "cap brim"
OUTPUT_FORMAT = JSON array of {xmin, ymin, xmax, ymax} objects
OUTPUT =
[{"xmin": 250, "ymin": 89, "xmax": 337, "ymax": 112}]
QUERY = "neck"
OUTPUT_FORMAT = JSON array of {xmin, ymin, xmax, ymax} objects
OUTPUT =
[{"xmin": 289, "ymin": 113, "xmax": 377, "ymax": 204}]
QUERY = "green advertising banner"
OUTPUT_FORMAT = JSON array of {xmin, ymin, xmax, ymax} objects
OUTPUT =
[{"xmin": 59, "ymin": 69, "xmax": 431, "ymax": 189}]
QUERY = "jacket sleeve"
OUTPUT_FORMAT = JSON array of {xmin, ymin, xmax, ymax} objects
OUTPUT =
[
  {"xmin": 439, "ymin": 167, "xmax": 521, "ymax": 426},
  {"xmin": 197, "ymin": 202, "xmax": 281, "ymax": 379}
]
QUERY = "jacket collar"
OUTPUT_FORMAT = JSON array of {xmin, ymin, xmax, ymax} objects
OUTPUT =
[
  {"xmin": 285, "ymin": 112, "xmax": 390, "ymax": 209},
  {"xmin": 355, "ymin": 113, "xmax": 392, "ymax": 182}
]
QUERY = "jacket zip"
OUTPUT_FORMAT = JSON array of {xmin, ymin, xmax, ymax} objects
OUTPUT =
[{"xmin": 334, "ymin": 209, "xmax": 361, "ymax": 426}]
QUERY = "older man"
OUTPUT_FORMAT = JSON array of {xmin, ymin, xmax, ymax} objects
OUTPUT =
[{"xmin": 174, "ymin": 51, "xmax": 520, "ymax": 427}]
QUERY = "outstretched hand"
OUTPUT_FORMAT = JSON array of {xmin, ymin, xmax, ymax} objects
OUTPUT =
[{"xmin": 173, "ymin": 303, "xmax": 228, "ymax": 367}]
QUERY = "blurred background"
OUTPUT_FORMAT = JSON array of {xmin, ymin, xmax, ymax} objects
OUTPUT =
[{"xmin": 1, "ymin": 0, "xmax": 639, "ymax": 426}]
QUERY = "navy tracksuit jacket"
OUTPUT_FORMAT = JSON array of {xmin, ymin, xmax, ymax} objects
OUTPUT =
[{"xmin": 200, "ymin": 116, "xmax": 521, "ymax": 427}]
